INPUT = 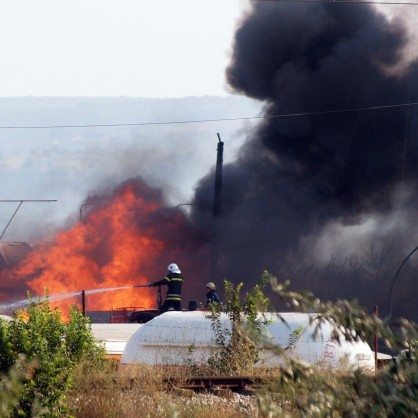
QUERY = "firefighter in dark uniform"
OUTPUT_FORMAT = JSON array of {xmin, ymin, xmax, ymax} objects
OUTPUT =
[
  {"xmin": 205, "ymin": 282, "xmax": 220, "ymax": 307},
  {"xmin": 149, "ymin": 263, "xmax": 183, "ymax": 314}
]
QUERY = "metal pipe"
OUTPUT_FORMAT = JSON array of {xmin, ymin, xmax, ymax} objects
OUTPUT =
[
  {"xmin": 387, "ymin": 245, "xmax": 418, "ymax": 315},
  {"xmin": 157, "ymin": 286, "xmax": 162, "ymax": 310},
  {"xmin": 374, "ymin": 305, "xmax": 378, "ymax": 373},
  {"xmin": 81, "ymin": 290, "xmax": 86, "ymax": 316},
  {"xmin": 212, "ymin": 133, "xmax": 224, "ymax": 217},
  {"xmin": 79, "ymin": 203, "xmax": 100, "ymax": 221},
  {"xmin": 0, "ymin": 200, "xmax": 57, "ymax": 241},
  {"xmin": 0, "ymin": 202, "xmax": 23, "ymax": 240}
]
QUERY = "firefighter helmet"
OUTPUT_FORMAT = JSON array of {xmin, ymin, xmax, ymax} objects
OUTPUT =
[
  {"xmin": 167, "ymin": 263, "xmax": 181, "ymax": 273},
  {"xmin": 205, "ymin": 282, "xmax": 216, "ymax": 290}
]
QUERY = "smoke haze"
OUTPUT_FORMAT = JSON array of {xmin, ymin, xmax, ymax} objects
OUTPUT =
[
  {"xmin": 191, "ymin": 2, "xmax": 418, "ymax": 318},
  {"xmin": 2, "ymin": 3, "xmax": 418, "ymax": 321},
  {"xmin": 0, "ymin": 96, "xmax": 260, "ymax": 241}
]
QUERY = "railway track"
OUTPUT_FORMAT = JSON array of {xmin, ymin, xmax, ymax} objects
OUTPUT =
[{"xmin": 163, "ymin": 375, "xmax": 264, "ymax": 394}]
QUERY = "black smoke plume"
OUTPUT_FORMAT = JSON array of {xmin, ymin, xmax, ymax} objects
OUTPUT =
[{"xmin": 191, "ymin": 2, "xmax": 418, "ymax": 318}]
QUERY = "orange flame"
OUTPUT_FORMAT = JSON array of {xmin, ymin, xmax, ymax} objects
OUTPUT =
[{"xmin": 2, "ymin": 179, "xmax": 187, "ymax": 311}]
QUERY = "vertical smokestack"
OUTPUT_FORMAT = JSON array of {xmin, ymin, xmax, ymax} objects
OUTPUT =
[
  {"xmin": 211, "ymin": 134, "xmax": 224, "ymax": 283},
  {"xmin": 213, "ymin": 133, "xmax": 224, "ymax": 217}
]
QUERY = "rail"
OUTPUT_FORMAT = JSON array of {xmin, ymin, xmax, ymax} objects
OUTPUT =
[{"xmin": 163, "ymin": 375, "xmax": 265, "ymax": 393}]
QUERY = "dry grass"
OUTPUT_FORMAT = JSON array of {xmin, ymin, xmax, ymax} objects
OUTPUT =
[
  {"xmin": 66, "ymin": 354, "xmax": 369, "ymax": 417},
  {"xmin": 67, "ymin": 361, "xmax": 267, "ymax": 418},
  {"xmin": 66, "ymin": 356, "xmax": 369, "ymax": 417}
]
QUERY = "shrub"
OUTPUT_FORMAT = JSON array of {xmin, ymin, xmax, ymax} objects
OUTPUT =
[
  {"xmin": 206, "ymin": 272, "xmax": 271, "ymax": 375},
  {"xmin": 0, "ymin": 355, "xmax": 37, "ymax": 418},
  {"xmin": 0, "ymin": 296, "xmax": 105, "ymax": 417},
  {"xmin": 263, "ymin": 273, "xmax": 418, "ymax": 417},
  {"xmin": 206, "ymin": 272, "xmax": 418, "ymax": 416}
]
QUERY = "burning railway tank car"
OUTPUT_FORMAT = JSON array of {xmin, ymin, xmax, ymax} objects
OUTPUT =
[{"xmin": 121, "ymin": 311, "xmax": 375, "ymax": 370}]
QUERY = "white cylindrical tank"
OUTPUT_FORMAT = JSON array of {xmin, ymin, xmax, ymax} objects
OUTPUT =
[
  {"xmin": 261, "ymin": 312, "xmax": 374, "ymax": 369},
  {"xmin": 121, "ymin": 311, "xmax": 218, "ymax": 366},
  {"xmin": 121, "ymin": 311, "xmax": 374, "ymax": 369}
]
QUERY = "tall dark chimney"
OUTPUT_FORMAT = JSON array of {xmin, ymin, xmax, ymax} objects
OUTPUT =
[{"xmin": 213, "ymin": 133, "xmax": 224, "ymax": 217}]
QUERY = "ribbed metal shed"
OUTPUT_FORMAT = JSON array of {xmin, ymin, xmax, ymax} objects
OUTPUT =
[{"xmin": 121, "ymin": 311, "xmax": 375, "ymax": 369}]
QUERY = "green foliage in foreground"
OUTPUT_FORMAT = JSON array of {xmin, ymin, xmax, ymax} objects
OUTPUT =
[
  {"xmin": 207, "ymin": 272, "xmax": 418, "ymax": 417},
  {"xmin": 1, "ymin": 274, "xmax": 417, "ymax": 418},
  {"xmin": 0, "ymin": 355, "xmax": 35, "ymax": 418},
  {"xmin": 206, "ymin": 272, "xmax": 271, "ymax": 375},
  {"xmin": 0, "ymin": 297, "xmax": 105, "ymax": 417},
  {"xmin": 264, "ymin": 273, "xmax": 418, "ymax": 417}
]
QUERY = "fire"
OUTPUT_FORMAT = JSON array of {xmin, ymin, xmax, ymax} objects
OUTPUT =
[{"xmin": 1, "ymin": 179, "xmax": 187, "ymax": 312}]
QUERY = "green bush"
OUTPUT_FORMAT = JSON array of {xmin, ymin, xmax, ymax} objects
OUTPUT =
[
  {"xmin": 0, "ymin": 355, "xmax": 37, "ymax": 418},
  {"xmin": 206, "ymin": 272, "xmax": 271, "ymax": 375},
  {"xmin": 0, "ymin": 296, "xmax": 105, "ymax": 417},
  {"xmin": 263, "ymin": 273, "xmax": 418, "ymax": 417},
  {"xmin": 206, "ymin": 272, "xmax": 418, "ymax": 416}
]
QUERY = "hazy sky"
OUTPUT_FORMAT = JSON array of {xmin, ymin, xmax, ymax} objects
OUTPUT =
[
  {"xmin": 0, "ymin": 0, "xmax": 262, "ymax": 244},
  {"xmin": 0, "ymin": 96, "xmax": 262, "ymax": 242},
  {"xmin": 0, "ymin": 0, "xmax": 248, "ymax": 97}
]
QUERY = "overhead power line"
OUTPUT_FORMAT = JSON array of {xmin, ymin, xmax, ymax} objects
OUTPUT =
[
  {"xmin": 259, "ymin": 0, "xmax": 418, "ymax": 5},
  {"xmin": 0, "ymin": 101, "xmax": 417, "ymax": 130}
]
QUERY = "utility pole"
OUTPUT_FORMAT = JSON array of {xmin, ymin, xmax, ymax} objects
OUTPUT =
[
  {"xmin": 212, "ymin": 133, "xmax": 224, "ymax": 217},
  {"xmin": 211, "ymin": 134, "xmax": 224, "ymax": 286}
]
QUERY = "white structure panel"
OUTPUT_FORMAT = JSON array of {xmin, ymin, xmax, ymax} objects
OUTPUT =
[{"xmin": 121, "ymin": 311, "xmax": 375, "ymax": 369}]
